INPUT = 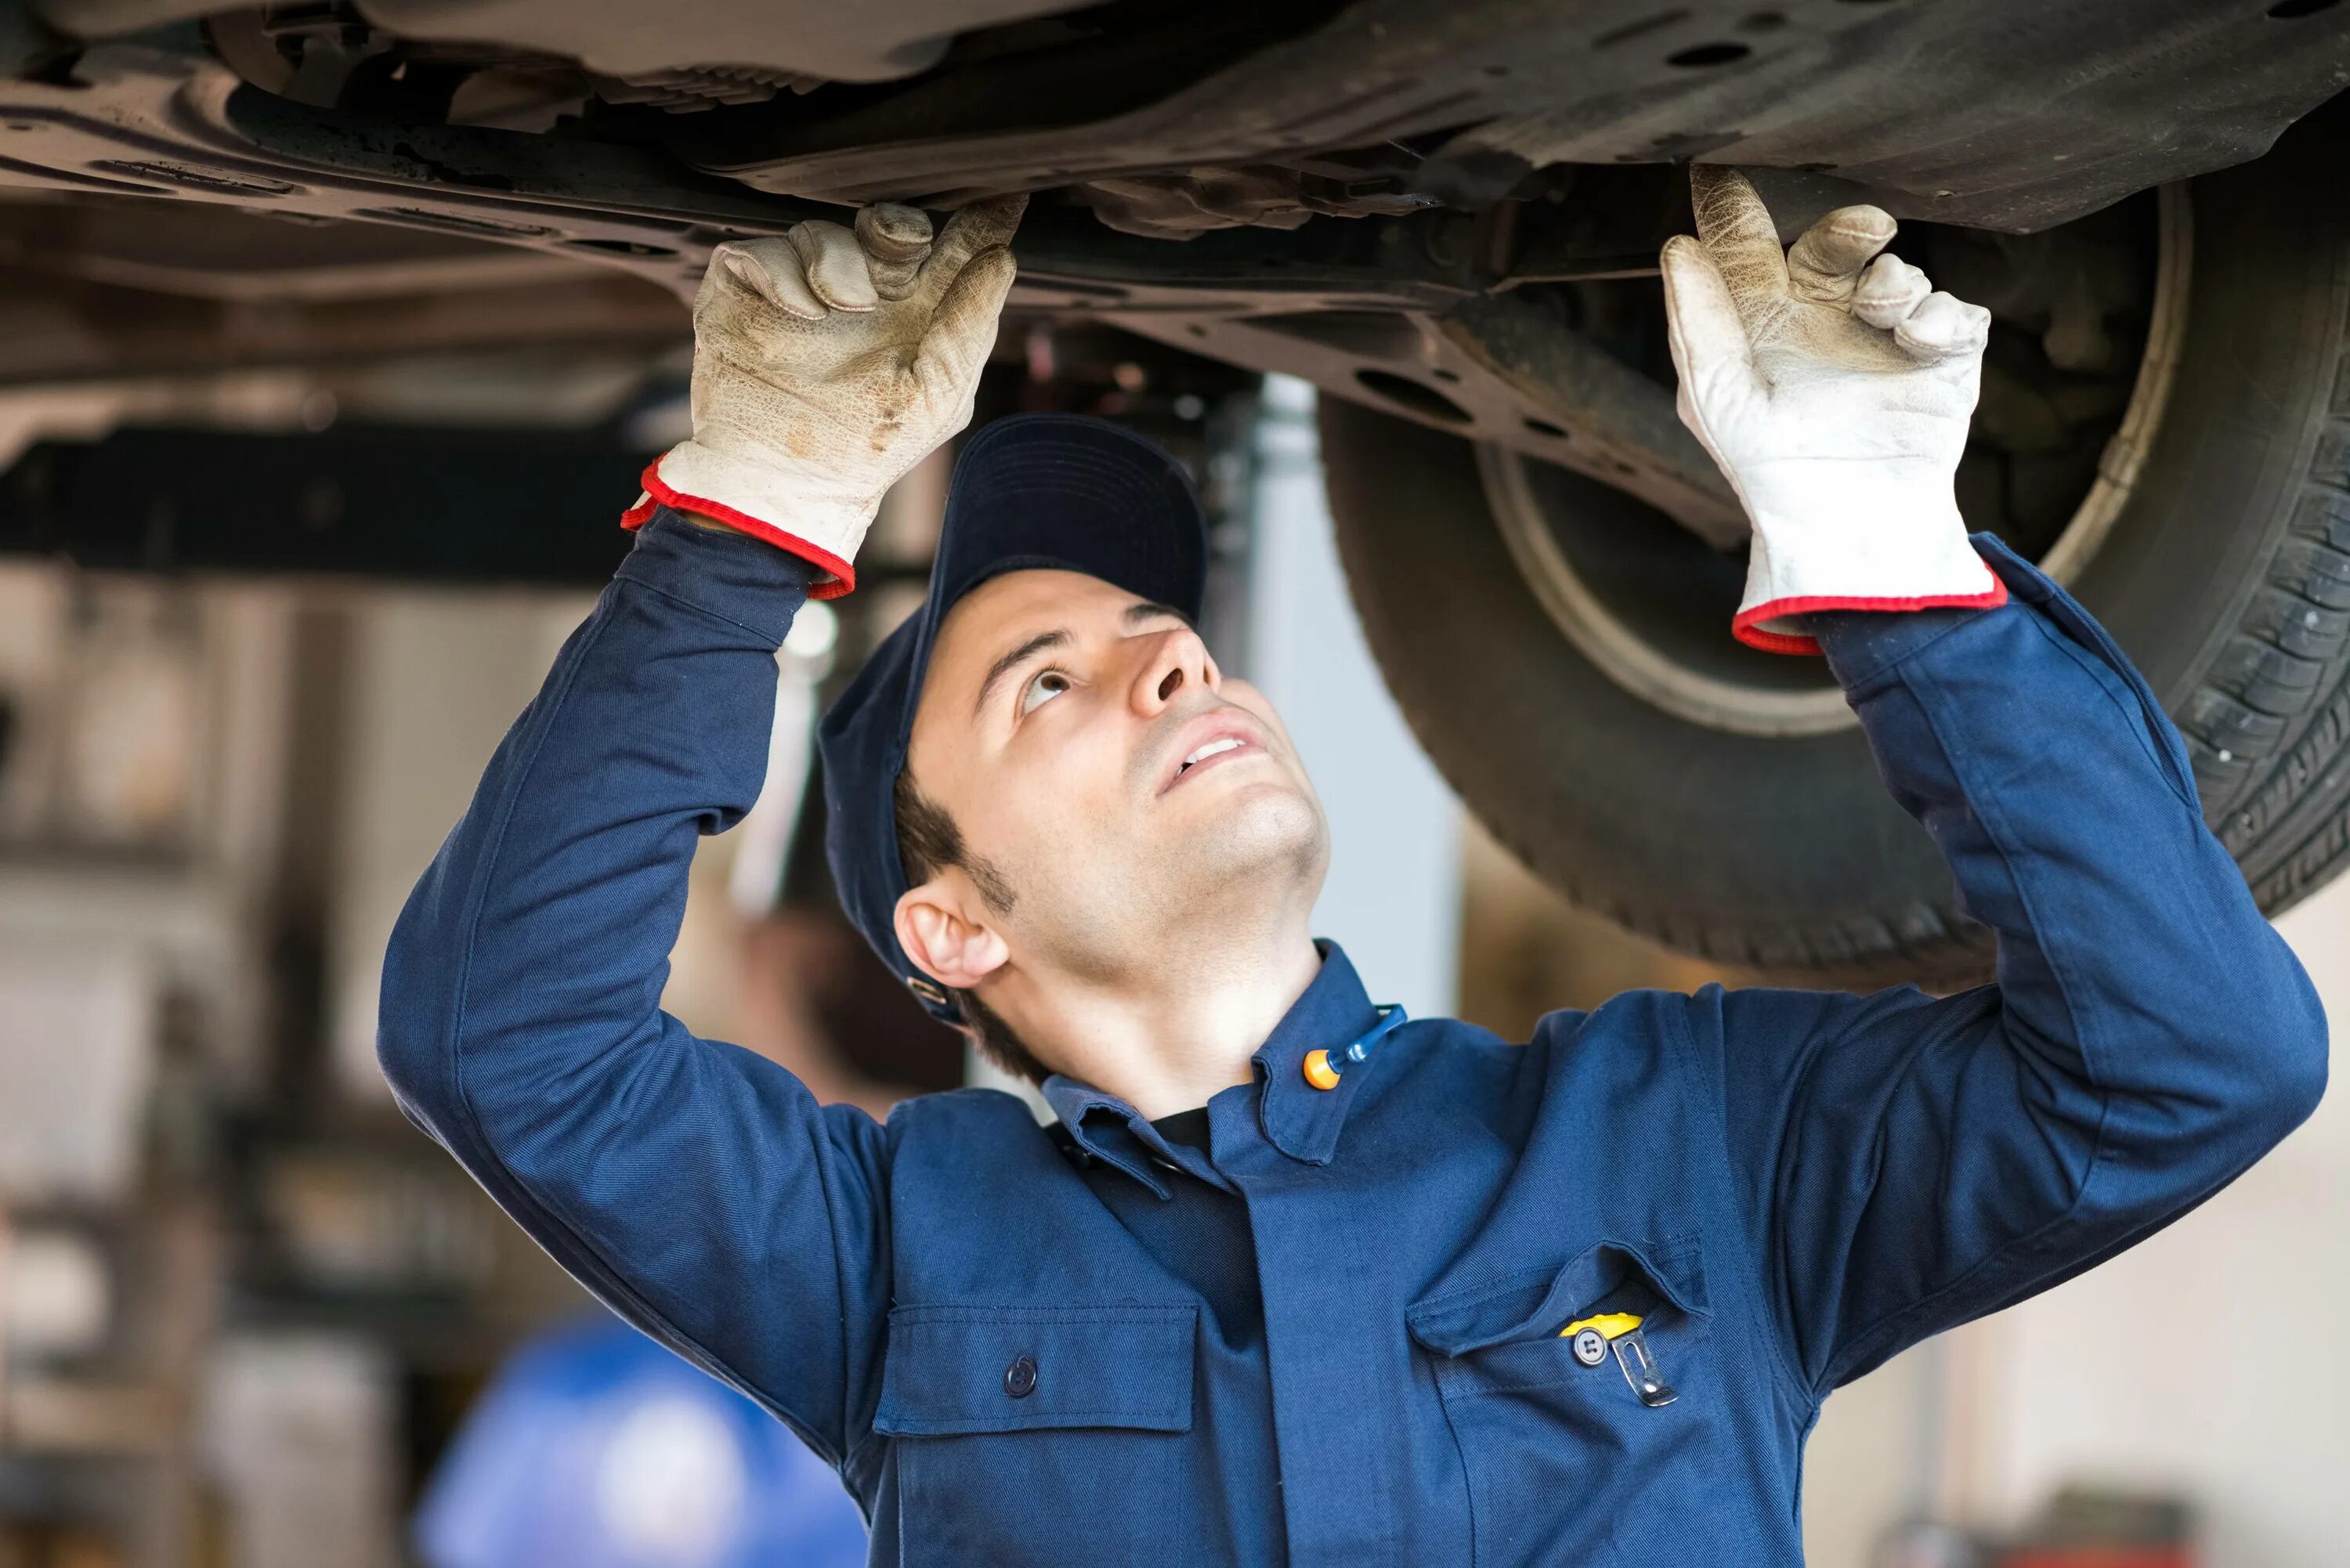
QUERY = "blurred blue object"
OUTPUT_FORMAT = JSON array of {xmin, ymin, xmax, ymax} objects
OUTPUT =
[{"xmin": 415, "ymin": 1316, "xmax": 869, "ymax": 1568}]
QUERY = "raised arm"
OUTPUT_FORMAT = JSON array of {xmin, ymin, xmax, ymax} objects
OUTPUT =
[
  {"xmin": 1656, "ymin": 169, "xmax": 2326, "ymax": 1400},
  {"xmin": 378, "ymin": 515, "xmax": 894, "ymax": 1460},
  {"xmin": 1698, "ymin": 562, "xmax": 2325, "ymax": 1397},
  {"xmin": 374, "ymin": 197, "xmax": 1021, "ymax": 1470}
]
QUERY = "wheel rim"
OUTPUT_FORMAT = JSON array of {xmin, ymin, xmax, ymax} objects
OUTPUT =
[{"xmin": 1483, "ymin": 185, "xmax": 2192, "ymax": 740}]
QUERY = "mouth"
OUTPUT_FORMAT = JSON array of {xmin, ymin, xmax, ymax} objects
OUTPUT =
[{"xmin": 1159, "ymin": 713, "xmax": 1270, "ymax": 794}]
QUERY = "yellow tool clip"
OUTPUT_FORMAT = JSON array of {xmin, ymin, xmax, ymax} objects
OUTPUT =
[{"xmin": 1560, "ymin": 1311, "xmax": 1643, "ymax": 1341}]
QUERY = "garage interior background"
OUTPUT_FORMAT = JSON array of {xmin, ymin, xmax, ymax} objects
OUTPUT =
[{"xmin": 0, "ymin": 333, "xmax": 2343, "ymax": 1568}]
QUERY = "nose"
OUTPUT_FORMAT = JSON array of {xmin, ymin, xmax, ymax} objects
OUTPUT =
[{"xmin": 1133, "ymin": 623, "xmax": 1218, "ymax": 715}]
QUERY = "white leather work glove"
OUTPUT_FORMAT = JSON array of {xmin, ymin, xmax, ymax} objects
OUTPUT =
[
  {"xmin": 624, "ymin": 195, "xmax": 1025, "ymax": 597},
  {"xmin": 1660, "ymin": 168, "xmax": 2006, "ymax": 653}
]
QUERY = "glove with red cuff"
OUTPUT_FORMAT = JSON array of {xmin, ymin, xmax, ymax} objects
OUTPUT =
[
  {"xmin": 1659, "ymin": 168, "xmax": 2006, "ymax": 654},
  {"xmin": 624, "ymin": 195, "xmax": 1025, "ymax": 597}
]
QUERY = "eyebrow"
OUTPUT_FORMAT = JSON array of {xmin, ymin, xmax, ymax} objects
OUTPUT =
[
  {"xmin": 969, "ymin": 602, "xmax": 1194, "ymax": 722},
  {"xmin": 973, "ymin": 628, "xmax": 1070, "ymax": 719}
]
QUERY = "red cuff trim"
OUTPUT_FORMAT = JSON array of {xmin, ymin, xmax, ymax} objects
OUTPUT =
[
  {"xmin": 1730, "ymin": 579, "xmax": 2009, "ymax": 656},
  {"xmin": 619, "ymin": 463, "xmax": 857, "ymax": 600}
]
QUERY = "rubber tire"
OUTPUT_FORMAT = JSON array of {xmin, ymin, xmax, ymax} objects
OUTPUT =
[{"xmin": 1321, "ymin": 109, "xmax": 2350, "ymax": 986}]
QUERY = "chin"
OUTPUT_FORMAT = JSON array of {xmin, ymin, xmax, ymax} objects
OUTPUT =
[
  {"xmin": 1188, "ymin": 778, "xmax": 1329, "ymax": 883},
  {"xmin": 1031, "ymin": 781, "xmax": 1328, "ymax": 970}
]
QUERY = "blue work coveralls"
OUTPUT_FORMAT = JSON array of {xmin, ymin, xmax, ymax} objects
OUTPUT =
[{"xmin": 378, "ymin": 509, "xmax": 2327, "ymax": 1567}]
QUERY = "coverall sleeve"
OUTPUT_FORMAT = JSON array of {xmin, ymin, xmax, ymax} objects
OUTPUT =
[
  {"xmin": 1695, "ymin": 535, "xmax": 2327, "ymax": 1400},
  {"xmin": 374, "ymin": 508, "xmax": 893, "ymax": 1472}
]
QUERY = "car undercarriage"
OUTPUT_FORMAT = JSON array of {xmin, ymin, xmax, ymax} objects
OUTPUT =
[{"xmin": 4, "ymin": 0, "xmax": 2350, "ymax": 980}]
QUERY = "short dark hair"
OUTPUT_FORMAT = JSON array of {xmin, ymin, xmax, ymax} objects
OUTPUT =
[{"xmin": 891, "ymin": 769, "xmax": 1051, "ymax": 1086}]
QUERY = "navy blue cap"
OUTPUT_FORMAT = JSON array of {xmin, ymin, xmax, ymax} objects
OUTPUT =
[{"xmin": 817, "ymin": 414, "xmax": 1208, "ymax": 1020}]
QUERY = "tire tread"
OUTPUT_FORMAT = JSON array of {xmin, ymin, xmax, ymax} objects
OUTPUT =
[{"xmin": 2186, "ymin": 328, "xmax": 2350, "ymax": 891}]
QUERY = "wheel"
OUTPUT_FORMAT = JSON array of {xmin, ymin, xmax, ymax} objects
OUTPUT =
[{"xmin": 1323, "ymin": 109, "xmax": 2350, "ymax": 985}]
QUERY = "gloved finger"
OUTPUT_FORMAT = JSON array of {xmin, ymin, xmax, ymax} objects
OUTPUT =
[
  {"xmin": 784, "ymin": 220, "xmax": 879, "ymax": 313},
  {"xmin": 1660, "ymin": 233, "xmax": 1766, "ymax": 432},
  {"xmin": 1688, "ymin": 166, "xmax": 1788, "ymax": 323},
  {"xmin": 918, "ymin": 193, "xmax": 1029, "ymax": 299},
  {"xmin": 1787, "ymin": 204, "xmax": 1896, "ymax": 304},
  {"xmin": 1851, "ymin": 254, "xmax": 1932, "ymax": 329},
  {"xmin": 857, "ymin": 203, "xmax": 933, "ymax": 301},
  {"xmin": 1893, "ymin": 290, "xmax": 1993, "ymax": 362},
  {"xmin": 913, "ymin": 245, "xmax": 1017, "ymax": 413},
  {"xmin": 708, "ymin": 237, "xmax": 827, "ymax": 321}
]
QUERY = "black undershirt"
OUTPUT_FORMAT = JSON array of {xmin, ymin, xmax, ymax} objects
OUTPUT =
[{"xmin": 1152, "ymin": 1106, "xmax": 1213, "ymax": 1153}]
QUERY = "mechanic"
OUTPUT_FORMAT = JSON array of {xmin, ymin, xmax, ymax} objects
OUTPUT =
[{"xmin": 377, "ymin": 171, "xmax": 2327, "ymax": 1567}]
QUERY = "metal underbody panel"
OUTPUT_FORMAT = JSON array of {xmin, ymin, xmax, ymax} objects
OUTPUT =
[
  {"xmin": 649, "ymin": 0, "xmax": 2350, "ymax": 232},
  {"xmin": 0, "ymin": 2, "xmax": 2343, "ymax": 537}
]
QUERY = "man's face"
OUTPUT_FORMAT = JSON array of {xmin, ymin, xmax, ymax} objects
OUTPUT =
[{"xmin": 901, "ymin": 567, "xmax": 1327, "ymax": 988}]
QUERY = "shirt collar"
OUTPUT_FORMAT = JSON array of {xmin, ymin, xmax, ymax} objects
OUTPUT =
[
  {"xmin": 1041, "ymin": 1077, "xmax": 1184, "ymax": 1198},
  {"xmin": 1248, "ymin": 941, "xmax": 1383, "ymax": 1165},
  {"xmin": 1042, "ymin": 941, "xmax": 1387, "ymax": 1191}
]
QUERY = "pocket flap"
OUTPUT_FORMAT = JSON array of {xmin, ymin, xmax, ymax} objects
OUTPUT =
[
  {"xmin": 874, "ymin": 1304, "xmax": 1196, "ymax": 1436},
  {"xmin": 1405, "ymin": 1236, "xmax": 1706, "ymax": 1358}
]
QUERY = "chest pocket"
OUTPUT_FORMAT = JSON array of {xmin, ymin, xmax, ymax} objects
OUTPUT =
[
  {"xmin": 1406, "ymin": 1236, "xmax": 1738, "ymax": 1568},
  {"xmin": 872, "ymin": 1303, "xmax": 1195, "ymax": 1568}
]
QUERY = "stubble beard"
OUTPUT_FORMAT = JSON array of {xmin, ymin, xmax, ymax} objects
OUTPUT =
[{"xmin": 1021, "ymin": 782, "xmax": 1330, "ymax": 987}]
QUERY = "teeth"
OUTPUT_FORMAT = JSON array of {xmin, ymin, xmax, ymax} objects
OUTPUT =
[{"xmin": 1180, "ymin": 737, "xmax": 1243, "ymax": 771}]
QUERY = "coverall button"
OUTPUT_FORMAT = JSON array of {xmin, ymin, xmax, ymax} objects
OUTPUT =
[
  {"xmin": 1571, "ymin": 1327, "xmax": 1608, "ymax": 1367},
  {"xmin": 1004, "ymin": 1353, "xmax": 1038, "ymax": 1398}
]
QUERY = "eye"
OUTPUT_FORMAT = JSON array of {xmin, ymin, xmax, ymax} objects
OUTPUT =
[{"xmin": 1018, "ymin": 668, "xmax": 1072, "ymax": 716}]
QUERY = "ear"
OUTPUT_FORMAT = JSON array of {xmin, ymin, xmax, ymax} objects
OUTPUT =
[{"xmin": 892, "ymin": 874, "xmax": 1010, "ymax": 992}]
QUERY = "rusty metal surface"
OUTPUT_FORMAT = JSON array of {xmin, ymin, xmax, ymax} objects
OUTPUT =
[{"xmin": 1438, "ymin": 293, "xmax": 1741, "ymax": 547}]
